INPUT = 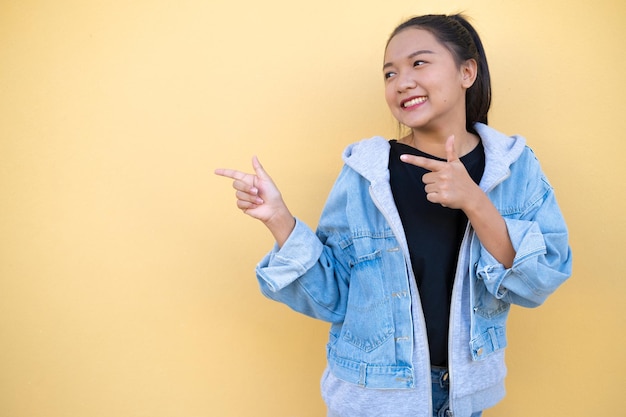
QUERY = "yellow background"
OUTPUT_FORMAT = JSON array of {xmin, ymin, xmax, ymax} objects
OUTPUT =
[{"xmin": 1, "ymin": 0, "xmax": 624, "ymax": 416}]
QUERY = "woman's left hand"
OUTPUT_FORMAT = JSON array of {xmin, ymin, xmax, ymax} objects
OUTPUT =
[{"xmin": 400, "ymin": 135, "xmax": 480, "ymax": 210}]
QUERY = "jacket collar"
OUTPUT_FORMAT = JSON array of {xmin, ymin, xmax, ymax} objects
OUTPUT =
[{"xmin": 341, "ymin": 123, "xmax": 526, "ymax": 191}]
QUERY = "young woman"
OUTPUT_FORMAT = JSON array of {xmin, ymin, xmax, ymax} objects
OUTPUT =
[{"xmin": 215, "ymin": 14, "xmax": 572, "ymax": 417}]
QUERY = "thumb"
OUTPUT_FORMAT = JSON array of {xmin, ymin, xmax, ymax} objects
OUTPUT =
[
  {"xmin": 446, "ymin": 135, "xmax": 459, "ymax": 163},
  {"xmin": 252, "ymin": 155, "xmax": 271, "ymax": 179}
]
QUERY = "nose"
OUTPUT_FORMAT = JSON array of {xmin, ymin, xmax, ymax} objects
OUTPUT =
[{"xmin": 397, "ymin": 71, "xmax": 417, "ymax": 92}]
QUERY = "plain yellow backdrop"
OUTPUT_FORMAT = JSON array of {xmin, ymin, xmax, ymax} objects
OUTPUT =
[{"xmin": 1, "ymin": 0, "xmax": 625, "ymax": 416}]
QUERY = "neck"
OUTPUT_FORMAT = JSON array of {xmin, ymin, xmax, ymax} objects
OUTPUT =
[{"xmin": 401, "ymin": 127, "xmax": 479, "ymax": 159}]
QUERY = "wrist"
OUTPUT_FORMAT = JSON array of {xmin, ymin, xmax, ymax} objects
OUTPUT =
[
  {"xmin": 460, "ymin": 185, "xmax": 487, "ymax": 218},
  {"xmin": 264, "ymin": 207, "xmax": 296, "ymax": 247}
]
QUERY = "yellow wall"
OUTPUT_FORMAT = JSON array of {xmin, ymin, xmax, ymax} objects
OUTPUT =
[{"xmin": 1, "ymin": 1, "xmax": 624, "ymax": 416}]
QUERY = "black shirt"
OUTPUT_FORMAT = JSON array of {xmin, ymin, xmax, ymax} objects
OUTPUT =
[{"xmin": 388, "ymin": 140, "xmax": 485, "ymax": 366}]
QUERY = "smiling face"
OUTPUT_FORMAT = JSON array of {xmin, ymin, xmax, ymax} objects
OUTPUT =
[{"xmin": 383, "ymin": 28, "xmax": 476, "ymax": 135}]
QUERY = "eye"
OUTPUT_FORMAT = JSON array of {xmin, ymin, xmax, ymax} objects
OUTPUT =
[
  {"xmin": 413, "ymin": 60, "xmax": 426, "ymax": 67},
  {"xmin": 384, "ymin": 71, "xmax": 396, "ymax": 80}
]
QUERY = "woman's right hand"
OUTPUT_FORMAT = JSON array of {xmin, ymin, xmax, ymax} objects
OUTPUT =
[{"xmin": 215, "ymin": 156, "xmax": 295, "ymax": 246}]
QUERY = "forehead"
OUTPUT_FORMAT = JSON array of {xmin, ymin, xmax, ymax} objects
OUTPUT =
[{"xmin": 384, "ymin": 28, "xmax": 448, "ymax": 61}]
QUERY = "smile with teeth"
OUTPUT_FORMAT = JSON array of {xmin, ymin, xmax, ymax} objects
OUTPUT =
[{"xmin": 402, "ymin": 96, "xmax": 427, "ymax": 108}]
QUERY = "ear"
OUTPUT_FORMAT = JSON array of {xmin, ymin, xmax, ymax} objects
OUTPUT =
[{"xmin": 461, "ymin": 58, "xmax": 478, "ymax": 89}]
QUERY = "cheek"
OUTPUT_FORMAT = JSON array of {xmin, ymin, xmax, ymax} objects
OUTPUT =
[
  {"xmin": 384, "ymin": 84, "xmax": 396, "ymax": 107},
  {"xmin": 384, "ymin": 97, "xmax": 392, "ymax": 112}
]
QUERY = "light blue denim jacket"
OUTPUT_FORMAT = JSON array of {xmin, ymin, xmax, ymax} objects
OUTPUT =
[{"xmin": 256, "ymin": 124, "xmax": 572, "ymax": 417}]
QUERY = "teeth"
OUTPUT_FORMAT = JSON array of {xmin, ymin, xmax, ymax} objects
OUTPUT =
[{"xmin": 403, "ymin": 97, "xmax": 427, "ymax": 107}]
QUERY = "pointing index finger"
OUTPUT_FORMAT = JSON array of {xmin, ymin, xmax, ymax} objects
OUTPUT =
[
  {"xmin": 400, "ymin": 154, "xmax": 446, "ymax": 172},
  {"xmin": 214, "ymin": 168, "xmax": 248, "ymax": 181}
]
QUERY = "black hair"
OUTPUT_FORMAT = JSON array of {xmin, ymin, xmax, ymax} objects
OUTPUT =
[{"xmin": 387, "ymin": 14, "xmax": 491, "ymax": 132}]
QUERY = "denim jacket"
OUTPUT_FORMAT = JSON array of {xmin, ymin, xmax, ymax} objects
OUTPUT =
[{"xmin": 256, "ymin": 123, "xmax": 572, "ymax": 417}]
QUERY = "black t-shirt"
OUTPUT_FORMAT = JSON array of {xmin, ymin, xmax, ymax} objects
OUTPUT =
[{"xmin": 388, "ymin": 140, "xmax": 485, "ymax": 366}]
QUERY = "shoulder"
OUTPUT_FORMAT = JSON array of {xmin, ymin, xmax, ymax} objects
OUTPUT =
[{"xmin": 512, "ymin": 146, "xmax": 553, "ymax": 188}]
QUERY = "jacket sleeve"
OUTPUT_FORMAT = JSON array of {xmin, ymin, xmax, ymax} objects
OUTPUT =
[
  {"xmin": 255, "ymin": 169, "xmax": 353, "ymax": 323},
  {"xmin": 476, "ymin": 153, "xmax": 573, "ymax": 308}
]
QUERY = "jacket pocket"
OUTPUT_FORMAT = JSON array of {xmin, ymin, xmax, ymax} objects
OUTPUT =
[
  {"xmin": 341, "ymin": 250, "xmax": 394, "ymax": 353},
  {"xmin": 470, "ymin": 326, "xmax": 507, "ymax": 360},
  {"xmin": 471, "ymin": 281, "xmax": 510, "ymax": 360}
]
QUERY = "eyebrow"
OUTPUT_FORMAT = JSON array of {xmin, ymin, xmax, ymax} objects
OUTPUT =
[{"xmin": 383, "ymin": 49, "xmax": 435, "ymax": 70}]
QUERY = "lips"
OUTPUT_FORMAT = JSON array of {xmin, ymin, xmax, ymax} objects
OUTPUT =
[{"xmin": 401, "ymin": 96, "xmax": 427, "ymax": 108}]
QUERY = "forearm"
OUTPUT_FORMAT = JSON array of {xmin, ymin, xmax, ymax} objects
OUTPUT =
[
  {"xmin": 256, "ymin": 221, "xmax": 349, "ymax": 322},
  {"xmin": 464, "ymin": 190, "xmax": 515, "ymax": 268}
]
